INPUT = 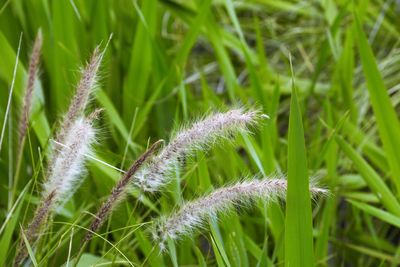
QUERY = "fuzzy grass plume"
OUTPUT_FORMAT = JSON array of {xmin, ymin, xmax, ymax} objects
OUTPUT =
[
  {"xmin": 15, "ymin": 116, "xmax": 96, "ymax": 265},
  {"xmin": 152, "ymin": 177, "xmax": 327, "ymax": 251},
  {"xmin": 14, "ymin": 40, "xmax": 108, "ymax": 264},
  {"xmin": 83, "ymin": 140, "xmax": 163, "ymax": 242},
  {"xmin": 134, "ymin": 108, "xmax": 263, "ymax": 193},
  {"xmin": 15, "ymin": 40, "xmax": 108, "ymax": 264},
  {"xmin": 43, "ymin": 116, "xmax": 96, "ymax": 203},
  {"xmin": 46, "ymin": 43, "xmax": 107, "ymax": 188},
  {"xmin": 56, "ymin": 46, "xmax": 103, "ymax": 143},
  {"xmin": 18, "ymin": 30, "xmax": 42, "ymax": 148}
]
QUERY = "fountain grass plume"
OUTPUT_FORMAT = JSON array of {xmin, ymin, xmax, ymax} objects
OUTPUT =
[
  {"xmin": 152, "ymin": 177, "xmax": 327, "ymax": 251},
  {"xmin": 56, "ymin": 46, "xmax": 103, "ymax": 143},
  {"xmin": 83, "ymin": 139, "xmax": 163, "ymax": 243},
  {"xmin": 134, "ymin": 108, "xmax": 264, "ymax": 193},
  {"xmin": 43, "ymin": 115, "xmax": 96, "ymax": 203},
  {"xmin": 13, "ymin": 31, "xmax": 42, "ymax": 202},
  {"xmin": 15, "ymin": 114, "xmax": 97, "ymax": 265},
  {"xmin": 47, "ymin": 43, "xmax": 107, "ymax": 182},
  {"xmin": 18, "ymin": 30, "xmax": 42, "ymax": 148}
]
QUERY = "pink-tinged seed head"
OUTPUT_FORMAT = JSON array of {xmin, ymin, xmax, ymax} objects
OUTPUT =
[
  {"xmin": 134, "ymin": 108, "xmax": 264, "ymax": 193},
  {"xmin": 18, "ymin": 30, "xmax": 42, "ymax": 147},
  {"xmin": 153, "ymin": 177, "xmax": 327, "ymax": 251}
]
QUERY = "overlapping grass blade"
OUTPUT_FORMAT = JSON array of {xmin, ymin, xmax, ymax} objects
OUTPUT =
[
  {"xmin": 354, "ymin": 10, "xmax": 400, "ymax": 192},
  {"xmin": 336, "ymin": 136, "xmax": 400, "ymax": 216}
]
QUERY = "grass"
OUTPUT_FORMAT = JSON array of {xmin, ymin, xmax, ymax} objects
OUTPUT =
[
  {"xmin": 1, "ymin": 0, "xmax": 400, "ymax": 266},
  {"xmin": 285, "ymin": 82, "xmax": 314, "ymax": 267}
]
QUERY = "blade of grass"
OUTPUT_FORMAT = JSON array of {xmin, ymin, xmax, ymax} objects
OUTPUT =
[
  {"xmin": 340, "ymin": 119, "xmax": 388, "ymax": 171},
  {"xmin": 0, "ymin": 199, "xmax": 22, "ymax": 266},
  {"xmin": 193, "ymin": 247, "xmax": 207, "ymax": 267},
  {"xmin": 348, "ymin": 200, "xmax": 400, "ymax": 228},
  {"xmin": 285, "ymin": 80, "xmax": 314, "ymax": 266},
  {"xmin": 354, "ymin": 10, "xmax": 400, "ymax": 192},
  {"xmin": 210, "ymin": 217, "xmax": 232, "ymax": 267},
  {"xmin": 315, "ymin": 101, "xmax": 338, "ymax": 265},
  {"xmin": 122, "ymin": 0, "xmax": 157, "ymax": 123},
  {"xmin": 167, "ymin": 238, "xmax": 178, "ymax": 267},
  {"xmin": 20, "ymin": 225, "xmax": 38, "ymax": 267},
  {"xmin": 336, "ymin": 135, "xmax": 400, "ymax": 216},
  {"xmin": 0, "ymin": 32, "xmax": 22, "ymax": 154}
]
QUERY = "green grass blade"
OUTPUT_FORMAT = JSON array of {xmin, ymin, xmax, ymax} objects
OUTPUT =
[
  {"xmin": 315, "ymin": 102, "xmax": 338, "ymax": 265},
  {"xmin": 285, "ymin": 85, "xmax": 314, "ymax": 267},
  {"xmin": 338, "ymin": 26, "xmax": 357, "ymax": 122},
  {"xmin": 167, "ymin": 238, "xmax": 179, "ymax": 267},
  {"xmin": 210, "ymin": 217, "xmax": 232, "ymax": 267},
  {"xmin": 354, "ymin": 10, "xmax": 400, "ymax": 192},
  {"xmin": 348, "ymin": 200, "xmax": 400, "ymax": 228},
  {"xmin": 193, "ymin": 247, "xmax": 207, "ymax": 267},
  {"xmin": 20, "ymin": 225, "xmax": 38, "ymax": 267},
  {"xmin": 336, "ymin": 136, "xmax": 400, "ymax": 216},
  {"xmin": 343, "ymin": 243, "xmax": 394, "ymax": 263},
  {"xmin": 95, "ymin": 90, "xmax": 140, "ymax": 152},
  {"xmin": 0, "ymin": 202, "xmax": 22, "ymax": 266},
  {"xmin": 122, "ymin": 0, "xmax": 159, "ymax": 124},
  {"xmin": 340, "ymin": 119, "xmax": 388, "ymax": 171}
]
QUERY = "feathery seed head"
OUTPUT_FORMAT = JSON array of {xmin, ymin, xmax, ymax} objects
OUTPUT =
[
  {"xmin": 44, "ymin": 117, "xmax": 96, "ymax": 204},
  {"xmin": 152, "ymin": 177, "xmax": 326, "ymax": 250},
  {"xmin": 18, "ymin": 30, "xmax": 42, "ymax": 146},
  {"xmin": 57, "ymin": 47, "xmax": 103, "ymax": 143},
  {"xmin": 15, "ymin": 42, "xmax": 106, "ymax": 265},
  {"xmin": 15, "ymin": 116, "xmax": 96, "ymax": 265},
  {"xmin": 45, "ymin": 46, "xmax": 104, "ymax": 182},
  {"xmin": 134, "ymin": 108, "xmax": 263, "ymax": 193}
]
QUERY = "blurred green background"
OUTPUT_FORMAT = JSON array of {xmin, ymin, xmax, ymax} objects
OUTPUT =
[{"xmin": 1, "ymin": 0, "xmax": 400, "ymax": 266}]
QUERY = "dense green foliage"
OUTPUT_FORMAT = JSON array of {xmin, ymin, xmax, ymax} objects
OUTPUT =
[{"xmin": 1, "ymin": 0, "xmax": 400, "ymax": 266}]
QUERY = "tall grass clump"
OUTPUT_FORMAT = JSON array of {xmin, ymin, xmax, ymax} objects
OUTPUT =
[{"xmin": 4, "ymin": 1, "xmax": 397, "ymax": 266}]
